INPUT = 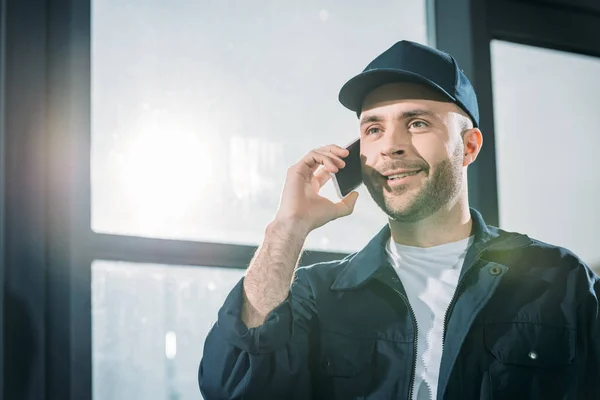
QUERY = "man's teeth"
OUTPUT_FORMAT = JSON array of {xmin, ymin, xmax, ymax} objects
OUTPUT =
[{"xmin": 388, "ymin": 170, "xmax": 420, "ymax": 180}]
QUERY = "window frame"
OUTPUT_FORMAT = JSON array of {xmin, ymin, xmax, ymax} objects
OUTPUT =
[
  {"xmin": 432, "ymin": 0, "xmax": 600, "ymax": 227},
  {"xmin": 0, "ymin": 0, "xmax": 6, "ymax": 395}
]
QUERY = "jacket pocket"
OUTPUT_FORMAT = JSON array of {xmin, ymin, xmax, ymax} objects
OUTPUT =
[
  {"xmin": 316, "ymin": 330, "xmax": 375, "ymax": 399},
  {"xmin": 484, "ymin": 322, "xmax": 575, "ymax": 400}
]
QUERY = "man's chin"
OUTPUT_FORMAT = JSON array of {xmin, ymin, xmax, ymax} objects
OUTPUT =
[
  {"xmin": 384, "ymin": 185, "xmax": 430, "ymax": 214},
  {"xmin": 382, "ymin": 198, "xmax": 416, "ymax": 218},
  {"xmin": 383, "ymin": 187, "xmax": 416, "ymax": 203},
  {"xmin": 365, "ymin": 181, "xmax": 419, "ymax": 215}
]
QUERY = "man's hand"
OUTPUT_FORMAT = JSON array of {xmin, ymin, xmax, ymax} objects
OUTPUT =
[
  {"xmin": 274, "ymin": 144, "xmax": 360, "ymax": 236},
  {"xmin": 241, "ymin": 145, "xmax": 360, "ymax": 328}
]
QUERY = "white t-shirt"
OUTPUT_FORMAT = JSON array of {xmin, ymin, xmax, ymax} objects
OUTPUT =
[{"xmin": 385, "ymin": 235, "xmax": 474, "ymax": 400}]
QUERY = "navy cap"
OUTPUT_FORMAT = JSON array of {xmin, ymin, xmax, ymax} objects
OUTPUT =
[{"xmin": 339, "ymin": 40, "xmax": 479, "ymax": 127}]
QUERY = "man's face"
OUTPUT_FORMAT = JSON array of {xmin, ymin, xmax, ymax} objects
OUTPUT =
[{"xmin": 359, "ymin": 82, "xmax": 471, "ymax": 222}]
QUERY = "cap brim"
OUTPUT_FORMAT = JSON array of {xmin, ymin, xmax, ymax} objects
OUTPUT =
[{"xmin": 338, "ymin": 69, "xmax": 457, "ymax": 115}]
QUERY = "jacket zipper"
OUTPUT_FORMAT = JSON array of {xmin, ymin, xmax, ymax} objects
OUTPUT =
[
  {"xmin": 392, "ymin": 287, "xmax": 418, "ymax": 400},
  {"xmin": 442, "ymin": 256, "xmax": 482, "ymax": 344},
  {"xmin": 442, "ymin": 276, "xmax": 465, "ymax": 344}
]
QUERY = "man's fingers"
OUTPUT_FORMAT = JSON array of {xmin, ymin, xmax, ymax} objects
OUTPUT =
[
  {"xmin": 314, "ymin": 166, "xmax": 332, "ymax": 188},
  {"xmin": 295, "ymin": 151, "xmax": 340, "ymax": 177},
  {"xmin": 314, "ymin": 150, "xmax": 346, "ymax": 169},
  {"xmin": 335, "ymin": 191, "xmax": 360, "ymax": 218},
  {"xmin": 320, "ymin": 144, "xmax": 350, "ymax": 158},
  {"xmin": 291, "ymin": 144, "xmax": 354, "ymax": 180}
]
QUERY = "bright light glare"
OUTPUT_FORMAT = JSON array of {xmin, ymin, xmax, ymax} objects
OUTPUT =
[
  {"xmin": 165, "ymin": 331, "xmax": 177, "ymax": 359},
  {"xmin": 116, "ymin": 111, "xmax": 214, "ymax": 234}
]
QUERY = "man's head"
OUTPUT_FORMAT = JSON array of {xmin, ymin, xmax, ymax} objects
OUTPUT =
[
  {"xmin": 338, "ymin": 41, "xmax": 483, "ymax": 222},
  {"xmin": 359, "ymin": 81, "xmax": 481, "ymax": 222}
]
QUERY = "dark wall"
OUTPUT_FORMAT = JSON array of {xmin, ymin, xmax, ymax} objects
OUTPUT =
[
  {"xmin": 2, "ymin": 0, "xmax": 49, "ymax": 398},
  {"xmin": 520, "ymin": 0, "xmax": 600, "ymax": 14}
]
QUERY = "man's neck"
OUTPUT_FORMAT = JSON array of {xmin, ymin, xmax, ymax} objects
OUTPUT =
[{"xmin": 388, "ymin": 199, "xmax": 473, "ymax": 248}]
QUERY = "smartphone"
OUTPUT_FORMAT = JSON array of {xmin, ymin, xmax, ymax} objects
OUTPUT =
[{"xmin": 332, "ymin": 137, "xmax": 362, "ymax": 198}]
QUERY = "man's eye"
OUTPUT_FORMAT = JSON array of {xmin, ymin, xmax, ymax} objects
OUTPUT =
[
  {"xmin": 366, "ymin": 127, "xmax": 382, "ymax": 135},
  {"xmin": 410, "ymin": 121, "xmax": 427, "ymax": 129}
]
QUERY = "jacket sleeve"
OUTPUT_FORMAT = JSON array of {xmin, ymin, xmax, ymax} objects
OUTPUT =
[
  {"xmin": 581, "ymin": 274, "xmax": 600, "ymax": 398},
  {"xmin": 199, "ymin": 267, "xmax": 318, "ymax": 400}
]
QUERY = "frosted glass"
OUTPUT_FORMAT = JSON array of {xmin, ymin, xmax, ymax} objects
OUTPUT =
[
  {"xmin": 491, "ymin": 40, "xmax": 600, "ymax": 270},
  {"xmin": 91, "ymin": 261, "xmax": 244, "ymax": 400}
]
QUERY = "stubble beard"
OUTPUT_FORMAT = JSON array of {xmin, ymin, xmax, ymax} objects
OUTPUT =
[{"xmin": 363, "ymin": 145, "xmax": 465, "ymax": 223}]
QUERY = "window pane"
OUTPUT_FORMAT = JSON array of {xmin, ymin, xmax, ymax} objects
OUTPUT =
[
  {"xmin": 91, "ymin": 0, "xmax": 428, "ymax": 252},
  {"xmin": 92, "ymin": 261, "xmax": 244, "ymax": 400},
  {"xmin": 491, "ymin": 40, "xmax": 600, "ymax": 268}
]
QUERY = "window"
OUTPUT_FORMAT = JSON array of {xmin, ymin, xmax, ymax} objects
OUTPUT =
[
  {"xmin": 92, "ymin": 261, "xmax": 244, "ymax": 399},
  {"xmin": 91, "ymin": 0, "xmax": 428, "ymax": 253},
  {"xmin": 491, "ymin": 40, "xmax": 600, "ymax": 268}
]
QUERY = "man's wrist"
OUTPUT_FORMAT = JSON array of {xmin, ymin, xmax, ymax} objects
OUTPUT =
[{"xmin": 268, "ymin": 216, "xmax": 311, "ymax": 241}]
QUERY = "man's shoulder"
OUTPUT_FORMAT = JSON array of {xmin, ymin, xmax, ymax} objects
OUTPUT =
[
  {"xmin": 490, "ymin": 225, "xmax": 597, "ymax": 281},
  {"xmin": 526, "ymin": 236, "xmax": 585, "ymax": 262}
]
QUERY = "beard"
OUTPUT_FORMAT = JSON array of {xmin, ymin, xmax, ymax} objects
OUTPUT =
[{"xmin": 362, "ymin": 143, "xmax": 464, "ymax": 223}]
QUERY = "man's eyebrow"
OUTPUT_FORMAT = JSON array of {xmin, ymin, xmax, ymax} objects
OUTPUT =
[
  {"xmin": 359, "ymin": 109, "xmax": 438, "ymax": 127},
  {"xmin": 359, "ymin": 115, "xmax": 384, "ymax": 127},
  {"xmin": 398, "ymin": 109, "xmax": 437, "ymax": 120}
]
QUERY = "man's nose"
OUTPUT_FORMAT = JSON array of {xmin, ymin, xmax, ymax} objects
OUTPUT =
[{"xmin": 380, "ymin": 128, "xmax": 411, "ymax": 158}]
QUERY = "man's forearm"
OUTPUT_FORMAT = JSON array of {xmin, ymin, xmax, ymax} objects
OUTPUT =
[{"xmin": 241, "ymin": 219, "xmax": 309, "ymax": 328}]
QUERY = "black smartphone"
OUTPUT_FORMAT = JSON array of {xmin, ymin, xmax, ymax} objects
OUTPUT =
[{"xmin": 332, "ymin": 138, "xmax": 362, "ymax": 198}]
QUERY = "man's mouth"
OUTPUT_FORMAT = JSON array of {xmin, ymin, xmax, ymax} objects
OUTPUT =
[
  {"xmin": 386, "ymin": 169, "xmax": 422, "ymax": 181},
  {"xmin": 378, "ymin": 168, "xmax": 424, "ymax": 188}
]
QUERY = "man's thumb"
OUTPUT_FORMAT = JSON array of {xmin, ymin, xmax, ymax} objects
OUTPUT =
[{"xmin": 336, "ymin": 191, "xmax": 359, "ymax": 217}]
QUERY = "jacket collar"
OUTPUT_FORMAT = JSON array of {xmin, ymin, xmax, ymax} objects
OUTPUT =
[{"xmin": 330, "ymin": 208, "xmax": 532, "ymax": 291}]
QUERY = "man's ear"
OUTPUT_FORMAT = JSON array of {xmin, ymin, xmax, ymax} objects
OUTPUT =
[{"xmin": 463, "ymin": 128, "xmax": 483, "ymax": 167}]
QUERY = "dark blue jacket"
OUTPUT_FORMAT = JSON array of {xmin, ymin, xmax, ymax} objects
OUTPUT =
[{"xmin": 199, "ymin": 209, "xmax": 600, "ymax": 399}]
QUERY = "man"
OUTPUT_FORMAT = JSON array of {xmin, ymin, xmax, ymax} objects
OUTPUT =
[{"xmin": 198, "ymin": 41, "xmax": 600, "ymax": 399}]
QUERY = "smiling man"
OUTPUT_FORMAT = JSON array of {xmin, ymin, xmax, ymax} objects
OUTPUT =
[{"xmin": 199, "ymin": 41, "xmax": 600, "ymax": 400}]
